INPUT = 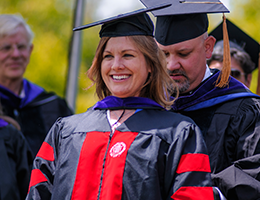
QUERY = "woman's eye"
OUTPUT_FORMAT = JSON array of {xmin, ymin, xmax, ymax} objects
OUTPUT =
[
  {"xmin": 103, "ymin": 54, "xmax": 113, "ymax": 59},
  {"xmin": 123, "ymin": 53, "xmax": 134, "ymax": 57}
]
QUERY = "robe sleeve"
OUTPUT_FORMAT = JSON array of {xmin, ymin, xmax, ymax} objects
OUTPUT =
[
  {"xmin": 166, "ymin": 122, "xmax": 217, "ymax": 200},
  {"xmin": 213, "ymin": 98, "xmax": 260, "ymax": 200},
  {"xmin": 230, "ymin": 98, "xmax": 260, "ymax": 158},
  {"xmin": 26, "ymin": 118, "xmax": 63, "ymax": 200},
  {"xmin": 212, "ymin": 154, "xmax": 260, "ymax": 200}
]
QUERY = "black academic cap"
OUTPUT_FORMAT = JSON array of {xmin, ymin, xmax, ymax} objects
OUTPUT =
[
  {"xmin": 73, "ymin": 3, "xmax": 171, "ymax": 38},
  {"xmin": 140, "ymin": 0, "xmax": 229, "ymax": 45},
  {"xmin": 210, "ymin": 18, "xmax": 260, "ymax": 71}
]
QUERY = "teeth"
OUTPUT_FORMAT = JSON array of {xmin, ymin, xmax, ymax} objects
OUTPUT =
[{"xmin": 113, "ymin": 75, "xmax": 130, "ymax": 80}]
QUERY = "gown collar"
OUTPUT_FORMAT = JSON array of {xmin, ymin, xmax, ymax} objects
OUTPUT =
[{"xmin": 93, "ymin": 96, "xmax": 164, "ymax": 110}]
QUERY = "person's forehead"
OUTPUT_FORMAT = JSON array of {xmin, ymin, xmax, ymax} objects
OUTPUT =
[
  {"xmin": 158, "ymin": 35, "xmax": 201, "ymax": 51},
  {"xmin": 210, "ymin": 58, "xmax": 245, "ymax": 72},
  {"xmin": 105, "ymin": 37, "xmax": 137, "ymax": 48},
  {"xmin": 209, "ymin": 60, "xmax": 223, "ymax": 69},
  {"xmin": 1, "ymin": 26, "xmax": 29, "ymax": 40}
]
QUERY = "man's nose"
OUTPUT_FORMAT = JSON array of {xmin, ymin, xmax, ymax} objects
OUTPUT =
[
  {"xmin": 166, "ymin": 56, "xmax": 181, "ymax": 71},
  {"xmin": 10, "ymin": 46, "xmax": 22, "ymax": 57}
]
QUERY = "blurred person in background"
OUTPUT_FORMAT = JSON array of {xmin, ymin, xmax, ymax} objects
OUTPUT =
[
  {"xmin": 0, "ymin": 101, "xmax": 32, "ymax": 200},
  {"xmin": 0, "ymin": 14, "xmax": 73, "ymax": 158},
  {"xmin": 208, "ymin": 18, "xmax": 259, "ymax": 88}
]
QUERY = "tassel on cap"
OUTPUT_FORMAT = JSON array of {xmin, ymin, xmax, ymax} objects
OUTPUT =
[{"xmin": 215, "ymin": 13, "xmax": 231, "ymax": 88}]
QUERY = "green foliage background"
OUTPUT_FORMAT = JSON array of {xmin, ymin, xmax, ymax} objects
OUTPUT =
[{"xmin": 1, "ymin": 0, "xmax": 259, "ymax": 113}]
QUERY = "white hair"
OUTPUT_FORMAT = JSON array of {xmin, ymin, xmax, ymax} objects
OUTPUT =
[{"xmin": 0, "ymin": 14, "xmax": 34, "ymax": 44}]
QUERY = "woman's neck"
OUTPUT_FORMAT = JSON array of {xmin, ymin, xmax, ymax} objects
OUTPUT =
[{"xmin": 108, "ymin": 109, "xmax": 136, "ymax": 132}]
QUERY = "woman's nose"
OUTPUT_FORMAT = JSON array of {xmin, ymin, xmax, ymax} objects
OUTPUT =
[{"xmin": 111, "ymin": 57, "xmax": 124, "ymax": 70}]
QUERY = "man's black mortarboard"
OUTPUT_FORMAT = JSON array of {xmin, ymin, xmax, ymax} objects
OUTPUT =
[
  {"xmin": 73, "ymin": 3, "xmax": 171, "ymax": 38},
  {"xmin": 140, "ymin": 0, "xmax": 229, "ymax": 45},
  {"xmin": 210, "ymin": 18, "xmax": 260, "ymax": 71},
  {"xmin": 140, "ymin": 0, "xmax": 231, "ymax": 88}
]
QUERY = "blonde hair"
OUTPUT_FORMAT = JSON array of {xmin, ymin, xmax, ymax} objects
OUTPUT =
[{"xmin": 87, "ymin": 35, "xmax": 178, "ymax": 110}]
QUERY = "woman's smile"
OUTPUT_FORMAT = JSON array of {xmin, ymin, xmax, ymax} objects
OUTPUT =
[{"xmin": 111, "ymin": 74, "xmax": 131, "ymax": 81}]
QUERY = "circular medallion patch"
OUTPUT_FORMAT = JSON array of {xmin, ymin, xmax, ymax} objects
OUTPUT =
[{"xmin": 110, "ymin": 142, "xmax": 126, "ymax": 158}]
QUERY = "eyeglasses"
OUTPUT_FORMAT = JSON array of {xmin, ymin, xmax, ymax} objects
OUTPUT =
[
  {"xmin": 230, "ymin": 69, "xmax": 245, "ymax": 79},
  {"xmin": 0, "ymin": 43, "xmax": 30, "ymax": 54}
]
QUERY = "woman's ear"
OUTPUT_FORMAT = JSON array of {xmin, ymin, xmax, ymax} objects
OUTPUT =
[{"xmin": 205, "ymin": 36, "xmax": 216, "ymax": 59}]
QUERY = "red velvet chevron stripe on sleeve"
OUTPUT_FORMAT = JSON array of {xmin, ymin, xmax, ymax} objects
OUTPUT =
[
  {"xmin": 176, "ymin": 153, "xmax": 211, "ymax": 174},
  {"xmin": 36, "ymin": 142, "xmax": 55, "ymax": 161},
  {"xmin": 171, "ymin": 187, "xmax": 214, "ymax": 200},
  {"xmin": 28, "ymin": 169, "xmax": 48, "ymax": 193}
]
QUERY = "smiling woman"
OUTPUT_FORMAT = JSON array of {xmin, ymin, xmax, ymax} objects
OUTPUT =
[
  {"xmin": 100, "ymin": 37, "xmax": 151, "ymax": 98},
  {"xmin": 26, "ymin": 6, "xmax": 216, "ymax": 200}
]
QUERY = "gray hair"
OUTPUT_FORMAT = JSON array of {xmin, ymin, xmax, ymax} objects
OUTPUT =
[{"xmin": 0, "ymin": 14, "xmax": 34, "ymax": 44}]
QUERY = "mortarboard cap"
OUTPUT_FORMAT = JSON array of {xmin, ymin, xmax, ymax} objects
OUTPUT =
[
  {"xmin": 140, "ymin": 0, "xmax": 231, "ymax": 88},
  {"xmin": 210, "ymin": 18, "xmax": 260, "ymax": 71},
  {"xmin": 139, "ymin": 0, "xmax": 229, "ymax": 45},
  {"xmin": 73, "ymin": 3, "xmax": 171, "ymax": 38}
]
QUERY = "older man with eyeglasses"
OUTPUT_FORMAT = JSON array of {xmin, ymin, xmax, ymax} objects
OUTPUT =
[{"xmin": 0, "ymin": 14, "xmax": 73, "ymax": 158}]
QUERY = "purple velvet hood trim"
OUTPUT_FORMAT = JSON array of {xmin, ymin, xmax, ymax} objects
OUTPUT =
[
  {"xmin": 172, "ymin": 71, "xmax": 260, "ymax": 112},
  {"xmin": 0, "ymin": 79, "xmax": 44, "ymax": 109},
  {"xmin": 93, "ymin": 96, "xmax": 164, "ymax": 110}
]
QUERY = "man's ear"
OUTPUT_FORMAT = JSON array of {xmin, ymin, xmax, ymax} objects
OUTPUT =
[
  {"xmin": 29, "ymin": 44, "xmax": 34, "ymax": 54},
  {"xmin": 205, "ymin": 35, "xmax": 216, "ymax": 59},
  {"xmin": 245, "ymin": 73, "xmax": 252, "ymax": 88}
]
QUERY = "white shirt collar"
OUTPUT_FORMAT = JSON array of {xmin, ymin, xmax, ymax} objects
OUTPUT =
[
  {"xmin": 202, "ymin": 64, "xmax": 212, "ymax": 82},
  {"xmin": 19, "ymin": 87, "xmax": 25, "ymax": 98}
]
